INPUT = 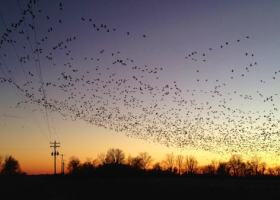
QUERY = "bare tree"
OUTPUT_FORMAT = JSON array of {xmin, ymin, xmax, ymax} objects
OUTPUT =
[
  {"xmin": 92, "ymin": 158, "xmax": 99, "ymax": 167},
  {"xmin": 267, "ymin": 167, "xmax": 276, "ymax": 176},
  {"xmin": 127, "ymin": 155, "xmax": 133, "ymax": 166},
  {"xmin": 0, "ymin": 155, "xmax": 2, "ymax": 171},
  {"xmin": 216, "ymin": 162, "xmax": 229, "ymax": 176},
  {"xmin": 105, "ymin": 148, "xmax": 125, "ymax": 165},
  {"xmin": 130, "ymin": 157, "xmax": 144, "ymax": 169},
  {"xmin": 1, "ymin": 155, "xmax": 21, "ymax": 175},
  {"xmin": 67, "ymin": 156, "xmax": 80, "ymax": 174},
  {"xmin": 176, "ymin": 155, "xmax": 184, "ymax": 175},
  {"xmin": 138, "ymin": 152, "xmax": 152, "ymax": 170},
  {"xmin": 127, "ymin": 152, "xmax": 152, "ymax": 170},
  {"xmin": 163, "ymin": 153, "xmax": 175, "ymax": 172},
  {"xmin": 97, "ymin": 153, "xmax": 106, "ymax": 165},
  {"xmin": 152, "ymin": 162, "xmax": 162, "ymax": 172},
  {"xmin": 246, "ymin": 156, "xmax": 262, "ymax": 176},
  {"xmin": 184, "ymin": 155, "xmax": 198, "ymax": 175},
  {"xmin": 79, "ymin": 159, "xmax": 96, "ymax": 175},
  {"xmin": 202, "ymin": 160, "xmax": 217, "ymax": 175},
  {"xmin": 259, "ymin": 162, "xmax": 266, "ymax": 175},
  {"xmin": 228, "ymin": 155, "xmax": 245, "ymax": 176},
  {"xmin": 274, "ymin": 166, "xmax": 280, "ymax": 176},
  {"xmin": 84, "ymin": 157, "xmax": 97, "ymax": 168}
]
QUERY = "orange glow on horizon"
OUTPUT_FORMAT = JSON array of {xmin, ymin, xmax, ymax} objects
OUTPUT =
[{"xmin": 1, "ymin": 111, "xmax": 280, "ymax": 175}]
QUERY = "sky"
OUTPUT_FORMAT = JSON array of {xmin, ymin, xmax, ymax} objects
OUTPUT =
[{"xmin": 1, "ymin": 0, "xmax": 280, "ymax": 174}]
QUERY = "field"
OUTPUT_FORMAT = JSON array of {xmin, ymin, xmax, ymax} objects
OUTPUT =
[{"xmin": 1, "ymin": 176, "xmax": 280, "ymax": 199}]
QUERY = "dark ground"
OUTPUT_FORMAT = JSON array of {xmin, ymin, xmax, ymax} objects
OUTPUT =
[{"xmin": 1, "ymin": 175, "xmax": 280, "ymax": 199}]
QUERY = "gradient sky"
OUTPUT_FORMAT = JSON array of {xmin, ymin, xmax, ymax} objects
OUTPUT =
[{"xmin": 1, "ymin": 0, "xmax": 280, "ymax": 174}]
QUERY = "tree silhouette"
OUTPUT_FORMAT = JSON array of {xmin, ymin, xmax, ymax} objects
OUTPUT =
[
  {"xmin": 176, "ymin": 155, "xmax": 184, "ymax": 175},
  {"xmin": 105, "ymin": 148, "xmax": 125, "ymax": 165},
  {"xmin": 1, "ymin": 156, "xmax": 21, "ymax": 175},
  {"xmin": 129, "ymin": 156, "xmax": 144, "ymax": 169},
  {"xmin": 67, "ymin": 157, "xmax": 81, "ymax": 174},
  {"xmin": 151, "ymin": 162, "xmax": 163, "ymax": 175},
  {"xmin": 216, "ymin": 162, "xmax": 230, "ymax": 176},
  {"xmin": 272, "ymin": 166, "xmax": 280, "ymax": 176},
  {"xmin": 0, "ymin": 155, "xmax": 2, "ymax": 172},
  {"xmin": 245, "ymin": 156, "xmax": 267, "ymax": 176},
  {"xmin": 202, "ymin": 161, "xmax": 217, "ymax": 176},
  {"xmin": 128, "ymin": 152, "xmax": 153, "ymax": 170},
  {"xmin": 258, "ymin": 162, "xmax": 266, "ymax": 175},
  {"xmin": 138, "ymin": 152, "xmax": 152, "ymax": 170},
  {"xmin": 79, "ymin": 160, "xmax": 97, "ymax": 175},
  {"xmin": 62, "ymin": 148, "xmax": 274, "ymax": 178},
  {"xmin": 228, "ymin": 155, "xmax": 246, "ymax": 176},
  {"xmin": 184, "ymin": 155, "xmax": 198, "ymax": 175},
  {"xmin": 267, "ymin": 167, "xmax": 275, "ymax": 176},
  {"xmin": 97, "ymin": 153, "xmax": 106, "ymax": 165},
  {"xmin": 163, "ymin": 153, "xmax": 175, "ymax": 172}
]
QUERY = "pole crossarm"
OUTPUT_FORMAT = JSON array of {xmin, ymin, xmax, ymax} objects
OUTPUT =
[{"xmin": 50, "ymin": 140, "xmax": 60, "ymax": 175}]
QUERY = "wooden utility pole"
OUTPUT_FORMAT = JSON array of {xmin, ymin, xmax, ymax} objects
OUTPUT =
[
  {"xmin": 50, "ymin": 141, "xmax": 60, "ymax": 175},
  {"xmin": 61, "ymin": 154, "xmax": 65, "ymax": 175}
]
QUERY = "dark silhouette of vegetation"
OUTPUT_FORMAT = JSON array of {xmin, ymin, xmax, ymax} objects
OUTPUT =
[
  {"xmin": 1, "ymin": 150, "xmax": 280, "ymax": 178},
  {"xmin": 62, "ymin": 149, "xmax": 280, "ymax": 178},
  {"xmin": 2, "ymin": 150, "xmax": 280, "ymax": 199},
  {"xmin": 0, "ymin": 156, "xmax": 22, "ymax": 175},
  {"xmin": 67, "ymin": 157, "xmax": 81, "ymax": 175},
  {"xmin": 104, "ymin": 148, "xmax": 125, "ymax": 165},
  {"xmin": 216, "ymin": 162, "xmax": 229, "ymax": 176},
  {"xmin": 184, "ymin": 155, "xmax": 198, "ymax": 175},
  {"xmin": 0, "ymin": 155, "xmax": 2, "ymax": 169}
]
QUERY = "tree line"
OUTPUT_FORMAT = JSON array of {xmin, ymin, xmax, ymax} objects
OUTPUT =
[
  {"xmin": 66, "ymin": 149, "xmax": 280, "ymax": 177},
  {"xmin": 1, "ymin": 149, "xmax": 280, "ymax": 176}
]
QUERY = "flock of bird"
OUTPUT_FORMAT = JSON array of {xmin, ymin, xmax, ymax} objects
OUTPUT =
[{"xmin": 1, "ymin": 0, "xmax": 280, "ymax": 158}]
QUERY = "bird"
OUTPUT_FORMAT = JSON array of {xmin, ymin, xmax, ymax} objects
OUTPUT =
[{"xmin": 2, "ymin": 0, "xmax": 279, "ymax": 157}]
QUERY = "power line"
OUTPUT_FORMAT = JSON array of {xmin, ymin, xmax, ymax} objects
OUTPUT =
[
  {"xmin": 0, "ymin": 2, "xmax": 50, "ymax": 142},
  {"xmin": 30, "ymin": 0, "xmax": 53, "ymax": 141}
]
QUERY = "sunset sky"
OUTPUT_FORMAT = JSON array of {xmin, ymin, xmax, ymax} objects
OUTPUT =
[{"xmin": 1, "ymin": 0, "xmax": 280, "ymax": 174}]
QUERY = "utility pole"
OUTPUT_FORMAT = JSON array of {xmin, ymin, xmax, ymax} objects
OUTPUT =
[
  {"xmin": 50, "ymin": 141, "xmax": 60, "ymax": 175},
  {"xmin": 61, "ymin": 154, "xmax": 65, "ymax": 175}
]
